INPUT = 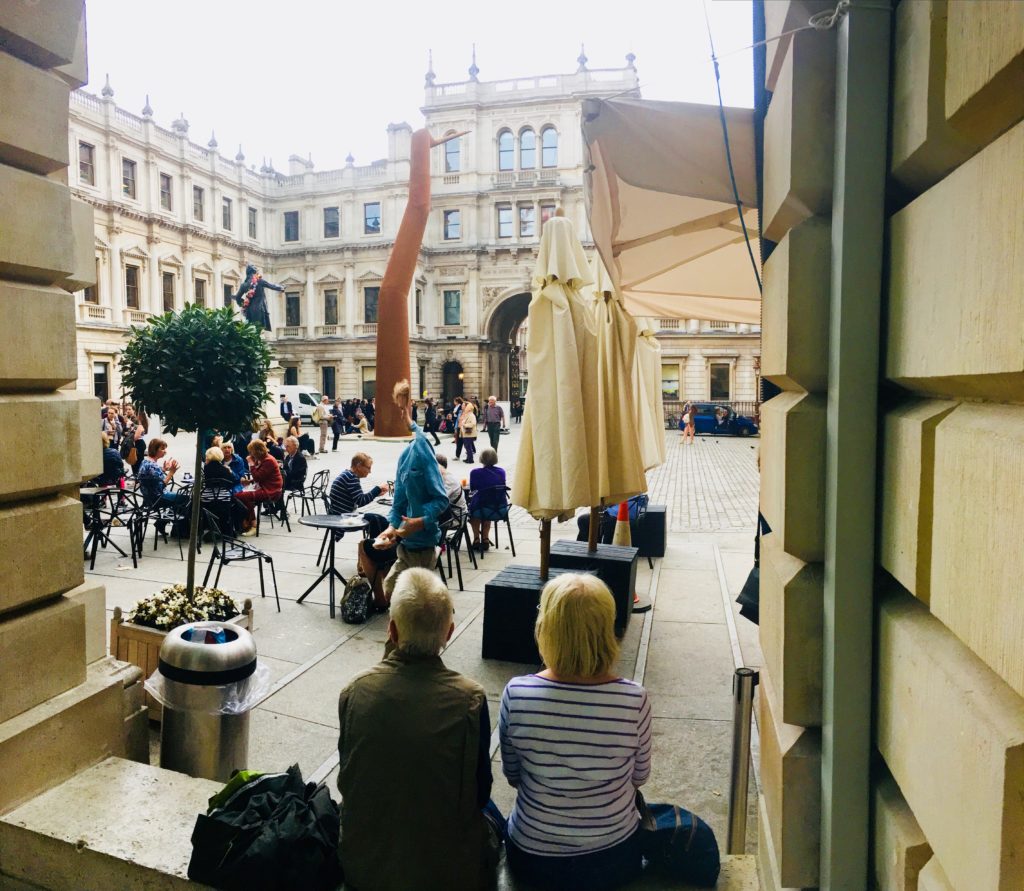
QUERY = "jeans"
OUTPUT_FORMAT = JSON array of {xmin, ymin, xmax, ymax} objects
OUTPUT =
[
  {"xmin": 505, "ymin": 829, "xmax": 643, "ymax": 891},
  {"xmin": 462, "ymin": 436, "xmax": 477, "ymax": 463}
]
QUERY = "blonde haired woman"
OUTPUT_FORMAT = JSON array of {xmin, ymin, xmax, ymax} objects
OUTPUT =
[
  {"xmin": 459, "ymin": 400, "xmax": 479, "ymax": 464},
  {"xmin": 498, "ymin": 574, "xmax": 652, "ymax": 891}
]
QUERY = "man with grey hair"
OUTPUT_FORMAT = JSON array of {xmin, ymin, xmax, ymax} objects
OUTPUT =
[
  {"xmin": 337, "ymin": 568, "xmax": 500, "ymax": 891},
  {"xmin": 482, "ymin": 395, "xmax": 505, "ymax": 452}
]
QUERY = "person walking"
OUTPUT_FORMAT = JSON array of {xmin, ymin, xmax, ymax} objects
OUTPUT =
[
  {"xmin": 424, "ymin": 398, "xmax": 442, "ymax": 446},
  {"xmin": 459, "ymin": 401, "xmax": 479, "ymax": 464},
  {"xmin": 452, "ymin": 396, "xmax": 465, "ymax": 460},
  {"xmin": 331, "ymin": 398, "xmax": 345, "ymax": 451},
  {"xmin": 314, "ymin": 395, "xmax": 331, "ymax": 454},
  {"xmin": 681, "ymin": 401, "xmax": 695, "ymax": 445},
  {"xmin": 482, "ymin": 396, "xmax": 505, "ymax": 453}
]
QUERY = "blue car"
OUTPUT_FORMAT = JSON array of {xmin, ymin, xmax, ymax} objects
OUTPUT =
[{"xmin": 687, "ymin": 403, "xmax": 759, "ymax": 437}]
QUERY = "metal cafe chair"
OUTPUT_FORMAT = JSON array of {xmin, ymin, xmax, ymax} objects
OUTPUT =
[
  {"xmin": 468, "ymin": 485, "xmax": 516, "ymax": 557},
  {"xmin": 202, "ymin": 510, "xmax": 280, "ymax": 612},
  {"xmin": 436, "ymin": 502, "xmax": 476, "ymax": 591}
]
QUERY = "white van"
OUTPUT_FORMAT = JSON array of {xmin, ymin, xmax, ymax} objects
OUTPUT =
[{"xmin": 278, "ymin": 386, "xmax": 323, "ymax": 425}]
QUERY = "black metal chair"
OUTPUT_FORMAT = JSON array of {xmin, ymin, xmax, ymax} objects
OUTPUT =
[
  {"xmin": 468, "ymin": 485, "xmax": 516, "ymax": 557},
  {"xmin": 202, "ymin": 510, "xmax": 280, "ymax": 612},
  {"xmin": 201, "ymin": 481, "xmax": 242, "ymax": 538},
  {"xmin": 256, "ymin": 491, "xmax": 292, "ymax": 535},
  {"xmin": 436, "ymin": 502, "xmax": 477, "ymax": 591},
  {"xmin": 141, "ymin": 485, "xmax": 192, "ymax": 559},
  {"xmin": 307, "ymin": 468, "xmax": 330, "ymax": 513}
]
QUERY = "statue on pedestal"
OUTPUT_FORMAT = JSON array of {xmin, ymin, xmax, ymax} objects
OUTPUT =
[{"xmin": 232, "ymin": 264, "xmax": 284, "ymax": 331}]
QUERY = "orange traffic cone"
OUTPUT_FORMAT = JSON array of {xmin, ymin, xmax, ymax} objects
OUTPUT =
[{"xmin": 612, "ymin": 501, "xmax": 632, "ymax": 547}]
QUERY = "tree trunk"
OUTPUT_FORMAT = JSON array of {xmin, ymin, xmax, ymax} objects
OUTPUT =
[{"xmin": 185, "ymin": 432, "xmax": 204, "ymax": 597}]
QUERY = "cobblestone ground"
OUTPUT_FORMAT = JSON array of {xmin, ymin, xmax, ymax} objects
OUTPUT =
[{"xmin": 506, "ymin": 428, "xmax": 760, "ymax": 534}]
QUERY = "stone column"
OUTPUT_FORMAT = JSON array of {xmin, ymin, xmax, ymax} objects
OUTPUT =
[
  {"xmin": 108, "ymin": 242, "xmax": 122, "ymax": 321},
  {"xmin": 149, "ymin": 255, "xmax": 161, "ymax": 316},
  {"xmin": 343, "ymin": 263, "xmax": 355, "ymax": 336},
  {"xmin": 212, "ymin": 266, "xmax": 222, "ymax": 311},
  {"xmin": 304, "ymin": 265, "xmax": 316, "ymax": 338},
  {"xmin": 466, "ymin": 265, "xmax": 480, "ymax": 335}
]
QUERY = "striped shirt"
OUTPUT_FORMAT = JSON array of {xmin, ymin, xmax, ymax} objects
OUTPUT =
[
  {"xmin": 499, "ymin": 674, "xmax": 652, "ymax": 857},
  {"xmin": 328, "ymin": 468, "xmax": 380, "ymax": 515}
]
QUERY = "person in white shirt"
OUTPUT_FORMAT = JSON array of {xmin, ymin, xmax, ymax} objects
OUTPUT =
[{"xmin": 436, "ymin": 453, "xmax": 467, "ymax": 512}]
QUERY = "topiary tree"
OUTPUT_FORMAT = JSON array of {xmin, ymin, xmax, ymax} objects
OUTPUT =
[{"xmin": 120, "ymin": 305, "xmax": 272, "ymax": 598}]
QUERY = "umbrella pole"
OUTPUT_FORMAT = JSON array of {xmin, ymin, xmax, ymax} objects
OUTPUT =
[
  {"xmin": 540, "ymin": 519, "xmax": 551, "ymax": 581},
  {"xmin": 587, "ymin": 501, "xmax": 603, "ymax": 552}
]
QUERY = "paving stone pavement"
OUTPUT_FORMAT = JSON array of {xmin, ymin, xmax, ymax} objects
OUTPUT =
[{"xmin": 89, "ymin": 419, "xmax": 764, "ymax": 863}]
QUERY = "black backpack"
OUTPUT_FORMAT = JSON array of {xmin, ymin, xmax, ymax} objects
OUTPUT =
[{"xmin": 340, "ymin": 575, "xmax": 373, "ymax": 624}]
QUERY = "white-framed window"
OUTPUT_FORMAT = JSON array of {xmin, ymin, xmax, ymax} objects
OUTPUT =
[
  {"xmin": 323, "ymin": 206, "xmax": 340, "ymax": 238},
  {"xmin": 162, "ymin": 271, "xmax": 175, "ymax": 312},
  {"xmin": 193, "ymin": 186, "xmax": 205, "ymax": 221},
  {"xmin": 124, "ymin": 264, "xmax": 140, "ymax": 308},
  {"xmin": 497, "ymin": 205, "xmax": 513, "ymax": 238},
  {"xmin": 443, "ymin": 289, "xmax": 461, "ymax": 326},
  {"xmin": 284, "ymin": 210, "xmax": 299, "ymax": 242},
  {"xmin": 78, "ymin": 141, "xmax": 95, "ymax": 185},
  {"xmin": 443, "ymin": 209, "xmax": 461, "ymax": 240},
  {"xmin": 709, "ymin": 362, "xmax": 731, "ymax": 400},
  {"xmin": 248, "ymin": 207, "xmax": 258, "ymax": 238},
  {"xmin": 519, "ymin": 128, "xmax": 536, "ymax": 169},
  {"xmin": 364, "ymin": 202, "xmax": 381, "ymax": 234},
  {"xmin": 541, "ymin": 126, "xmax": 558, "ymax": 168},
  {"xmin": 497, "ymin": 130, "xmax": 514, "ymax": 171},
  {"xmin": 159, "ymin": 173, "xmax": 172, "ymax": 210},
  {"xmin": 121, "ymin": 158, "xmax": 137, "ymax": 199},
  {"xmin": 519, "ymin": 205, "xmax": 535, "ymax": 238},
  {"xmin": 364, "ymin": 286, "xmax": 380, "ymax": 323},
  {"xmin": 444, "ymin": 136, "xmax": 460, "ymax": 173},
  {"xmin": 222, "ymin": 197, "xmax": 232, "ymax": 231},
  {"xmin": 194, "ymin": 277, "xmax": 207, "ymax": 307},
  {"xmin": 323, "ymin": 289, "xmax": 339, "ymax": 325},
  {"xmin": 285, "ymin": 292, "xmax": 301, "ymax": 326},
  {"xmin": 661, "ymin": 363, "xmax": 680, "ymax": 400}
]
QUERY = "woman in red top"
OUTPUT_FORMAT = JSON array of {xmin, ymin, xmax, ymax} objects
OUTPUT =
[{"xmin": 236, "ymin": 439, "xmax": 283, "ymax": 535}]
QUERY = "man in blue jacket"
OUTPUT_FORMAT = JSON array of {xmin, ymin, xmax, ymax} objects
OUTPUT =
[{"xmin": 363, "ymin": 380, "xmax": 450, "ymax": 609}]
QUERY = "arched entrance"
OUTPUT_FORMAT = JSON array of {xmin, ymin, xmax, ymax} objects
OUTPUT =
[
  {"xmin": 485, "ymin": 291, "xmax": 531, "ymax": 400},
  {"xmin": 441, "ymin": 360, "xmax": 464, "ymax": 406}
]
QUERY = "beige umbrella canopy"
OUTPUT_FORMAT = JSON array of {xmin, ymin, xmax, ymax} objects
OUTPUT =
[
  {"xmin": 587, "ymin": 255, "xmax": 648, "ymax": 502},
  {"xmin": 512, "ymin": 214, "xmax": 599, "ymax": 523},
  {"xmin": 583, "ymin": 96, "xmax": 761, "ymax": 324},
  {"xmin": 633, "ymin": 317, "xmax": 666, "ymax": 472}
]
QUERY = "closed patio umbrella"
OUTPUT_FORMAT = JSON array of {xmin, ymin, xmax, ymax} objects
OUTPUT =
[
  {"xmin": 512, "ymin": 212, "xmax": 600, "ymax": 572},
  {"xmin": 587, "ymin": 255, "xmax": 648, "ymax": 504},
  {"xmin": 633, "ymin": 317, "xmax": 666, "ymax": 472}
]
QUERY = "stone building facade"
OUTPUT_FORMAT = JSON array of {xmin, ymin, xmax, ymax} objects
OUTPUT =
[{"xmin": 68, "ymin": 57, "xmax": 760, "ymax": 412}]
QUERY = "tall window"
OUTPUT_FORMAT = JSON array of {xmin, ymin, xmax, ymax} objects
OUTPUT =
[
  {"xmin": 323, "ymin": 206, "xmax": 340, "ymax": 238},
  {"xmin": 710, "ymin": 363, "xmax": 731, "ymax": 400},
  {"xmin": 361, "ymin": 366, "xmax": 376, "ymax": 400},
  {"xmin": 540, "ymin": 203, "xmax": 557, "ymax": 226},
  {"xmin": 194, "ymin": 278, "xmax": 206, "ymax": 307},
  {"xmin": 124, "ymin": 264, "xmax": 139, "ymax": 308},
  {"xmin": 159, "ymin": 173, "xmax": 172, "ymax": 210},
  {"xmin": 519, "ymin": 205, "xmax": 535, "ymax": 238},
  {"xmin": 78, "ymin": 142, "xmax": 95, "ymax": 185},
  {"xmin": 285, "ymin": 292, "xmax": 301, "ymax": 327},
  {"xmin": 321, "ymin": 366, "xmax": 336, "ymax": 399},
  {"xmin": 519, "ymin": 129, "xmax": 536, "ymax": 169},
  {"xmin": 497, "ymin": 130, "xmax": 514, "ymax": 171},
  {"xmin": 284, "ymin": 210, "xmax": 299, "ymax": 242},
  {"xmin": 223, "ymin": 283, "xmax": 233, "ymax": 306},
  {"xmin": 93, "ymin": 362, "xmax": 109, "ymax": 402},
  {"xmin": 121, "ymin": 159, "xmax": 137, "ymax": 199},
  {"xmin": 324, "ymin": 289, "xmax": 339, "ymax": 326},
  {"xmin": 222, "ymin": 197, "xmax": 232, "ymax": 230},
  {"xmin": 364, "ymin": 286, "xmax": 380, "ymax": 323},
  {"xmin": 541, "ymin": 126, "xmax": 558, "ymax": 168},
  {"xmin": 283, "ymin": 366, "xmax": 298, "ymax": 386},
  {"xmin": 443, "ymin": 209, "xmax": 461, "ymax": 240},
  {"xmin": 83, "ymin": 259, "xmax": 99, "ymax": 303},
  {"xmin": 497, "ymin": 205, "xmax": 513, "ymax": 238},
  {"xmin": 443, "ymin": 289, "xmax": 461, "ymax": 326},
  {"xmin": 661, "ymin": 363, "xmax": 680, "ymax": 400},
  {"xmin": 193, "ymin": 186, "xmax": 205, "ymax": 221},
  {"xmin": 445, "ymin": 136, "xmax": 460, "ymax": 173},
  {"xmin": 248, "ymin": 207, "xmax": 258, "ymax": 238},
  {"xmin": 363, "ymin": 202, "xmax": 381, "ymax": 234},
  {"xmin": 162, "ymin": 271, "xmax": 175, "ymax": 312},
  {"xmin": 415, "ymin": 288, "xmax": 422, "ymax": 326}
]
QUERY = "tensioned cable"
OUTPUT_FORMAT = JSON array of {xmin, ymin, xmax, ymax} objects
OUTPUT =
[{"xmin": 701, "ymin": 0, "xmax": 763, "ymax": 294}]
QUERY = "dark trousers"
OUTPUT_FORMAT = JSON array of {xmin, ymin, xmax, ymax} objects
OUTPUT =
[
  {"xmin": 426, "ymin": 422, "xmax": 441, "ymax": 446},
  {"xmin": 462, "ymin": 436, "xmax": 477, "ymax": 463},
  {"xmin": 576, "ymin": 512, "xmax": 617, "ymax": 544},
  {"xmin": 332, "ymin": 423, "xmax": 342, "ymax": 450},
  {"xmin": 454, "ymin": 433, "xmax": 463, "ymax": 459},
  {"xmin": 487, "ymin": 424, "xmax": 501, "ymax": 451},
  {"xmin": 506, "ymin": 829, "xmax": 643, "ymax": 891}
]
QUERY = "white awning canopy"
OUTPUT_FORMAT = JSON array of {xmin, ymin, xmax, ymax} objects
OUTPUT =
[{"xmin": 583, "ymin": 96, "xmax": 761, "ymax": 325}]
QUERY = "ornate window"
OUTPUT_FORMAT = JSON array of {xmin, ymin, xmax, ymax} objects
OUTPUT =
[
  {"xmin": 497, "ymin": 130, "xmax": 514, "ymax": 171},
  {"xmin": 193, "ymin": 186, "xmax": 205, "ymax": 221},
  {"xmin": 248, "ymin": 207, "xmax": 258, "ymax": 238},
  {"xmin": 445, "ymin": 136, "xmax": 460, "ymax": 173},
  {"xmin": 661, "ymin": 363, "xmax": 680, "ymax": 400},
  {"xmin": 519, "ymin": 129, "xmax": 536, "ymax": 169},
  {"xmin": 285, "ymin": 291, "xmax": 301, "ymax": 326},
  {"xmin": 443, "ymin": 209, "xmax": 461, "ymax": 240},
  {"xmin": 323, "ymin": 206, "xmax": 340, "ymax": 238},
  {"xmin": 541, "ymin": 126, "xmax": 558, "ymax": 168},
  {"xmin": 162, "ymin": 272, "xmax": 175, "ymax": 312},
  {"xmin": 284, "ymin": 210, "xmax": 299, "ymax": 242},
  {"xmin": 194, "ymin": 277, "xmax": 206, "ymax": 307},
  {"xmin": 364, "ymin": 286, "xmax": 380, "ymax": 323},
  {"xmin": 78, "ymin": 142, "xmax": 95, "ymax": 185},
  {"xmin": 443, "ymin": 289, "xmax": 461, "ymax": 326},
  {"xmin": 222, "ymin": 197, "xmax": 232, "ymax": 231},
  {"xmin": 710, "ymin": 362, "xmax": 731, "ymax": 400},
  {"xmin": 159, "ymin": 173, "xmax": 172, "ymax": 210},
  {"xmin": 519, "ymin": 205, "xmax": 535, "ymax": 238},
  {"xmin": 121, "ymin": 158, "xmax": 137, "ymax": 198},
  {"xmin": 364, "ymin": 202, "xmax": 381, "ymax": 234},
  {"xmin": 324, "ymin": 289, "xmax": 339, "ymax": 326},
  {"xmin": 124, "ymin": 264, "xmax": 140, "ymax": 308},
  {"xmin": 497, "ymin": 205, "xmax": 513, "ymax": 238}
]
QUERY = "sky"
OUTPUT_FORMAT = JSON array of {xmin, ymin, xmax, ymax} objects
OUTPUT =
[{"xmin": 84, "ymin": 0, "xmax": 754, "ymax": 171}]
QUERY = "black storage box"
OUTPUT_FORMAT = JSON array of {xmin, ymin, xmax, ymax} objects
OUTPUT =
[
  {"xmin": 482, "ymin": 565, "xmax": 577, "ymax": 663},
  {"xmin": 636, "ymin": 504, "xmax": 668, "ymax": 559},
  {"xmin": 549, "ymin": 540, "xmax": 638, "ymax": 635}
]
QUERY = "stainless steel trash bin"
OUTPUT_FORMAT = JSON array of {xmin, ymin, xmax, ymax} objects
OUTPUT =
[{"xmin": 158, "ymin": 621, "xmax": 258, "ymax": 782}]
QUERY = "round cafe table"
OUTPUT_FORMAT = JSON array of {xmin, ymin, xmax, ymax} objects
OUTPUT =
[{"xmin": 297, "ymin": 514, "xmax": 369, "ymax": 619}]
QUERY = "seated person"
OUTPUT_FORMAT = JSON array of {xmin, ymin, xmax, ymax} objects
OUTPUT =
[
  {"xmin": 499, "ymin": 574, "xmax": 653, "ymax": 891},
  {"xmin": 136, "ymin": 438, "xmax": 186, "ymax": 508},
  {"xmin": 202, "ymin": 446, "xmax": 248, "ymax": 535},
  {"xmin": 92, "ymin": 432, "xmax": 125, "ymax": 487},
  {"xmin": 436, "ymin": 453, "xmax": 467, "ymax": 513},
  {"xmin": 468, "ymin": 448, "xmax": 506, "ymax": 551},
  {"xmin": 282, "ymin": 435, "xmax": 307, "ymax": 492},
  {"xmin": 575, "ymin": 493, "xmax": 649, "ymax": 545},
  {"xmin": 287, "ymin": 415, "xmax": 316, "ymax": 457},
  {"xmin": 235, "ymin": 439, "xmax": 282, "ymax": 535},
  {"xmin": 337, "ymin": 568, "xmax": 501, "ymax": 891},
  {"xmin": 352, "ymin": 411, "xmax": 370, "ymax": 436},
  {"xmin": 220, "ymin": 441, "xmax": 246, "ymax": 494},
  {"xmin": 257, "ymin": 422, "xmax": 286, "ymax": 462},
  {"xmin": 328, "ymin": 451, "xmax": 390, "ymax": 537},
  {"xmin": 358, "ymin": 381, "xmax": 449, "ymax": 610}
]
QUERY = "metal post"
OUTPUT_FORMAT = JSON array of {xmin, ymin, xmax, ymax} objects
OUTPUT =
[{"xmin": 727, "ymin": 667, "xmax": 758, "ymax": 854}]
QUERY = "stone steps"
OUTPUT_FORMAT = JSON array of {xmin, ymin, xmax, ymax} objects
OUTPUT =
[{"xmin": 0, "ymin": 756, "xmax": 759, "ymax": 891}]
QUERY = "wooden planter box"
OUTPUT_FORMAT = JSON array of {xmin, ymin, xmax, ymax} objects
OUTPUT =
[{"xmin": 110, "ymin": 599, "xmax": 254, "ymax": 721}]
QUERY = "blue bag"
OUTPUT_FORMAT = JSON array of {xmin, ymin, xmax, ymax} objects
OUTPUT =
[{"xmin": 636, "ymin": 793, "xmax": 720, "ymax": 887}]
